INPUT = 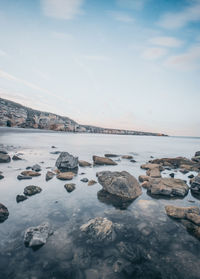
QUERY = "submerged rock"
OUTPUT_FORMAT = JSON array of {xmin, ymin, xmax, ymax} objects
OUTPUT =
[
  {"xmin": 64, "ymin": 183, "xmax": 76, "ymax": 192},
  {"xmin": 56, "ymin": 152, "xmax": 78, "ymax": 171},
  {"xmin": 147, "ymin": 178, "xmax": 189, "ymax": 197},
  {"xmin": 165, "ymin": 205, "xmax": 200, "ymax": 219},
  {"xmin": 56, "ymin": 172, "xmax": 75, "ymax": 180},
  {"xmin": 0, "ymin": 153, "xmax": 11, "ymax": 163},
  {"xmin": 93, "ymin": 155, "xmax": 117, "ymax": 166},
  {"xmin": 45, "ymin": 171, "xmax": 55, "ymax": 181},
  {"xmin": 88, "ymin": 180, "xmax": 97, "ymax": 186},
  {"xmin": 16, "ymin": 195, "xmax": 28, "ymax": 203},
  {"xmin": 78, "ymin": 160, "xmax": 91, "ymax": 167},
  {"xmin": 24, "ymin": 222, "xmax": 51, "ymax": 248},
  {"xmin": 81, "ymin": 178, "xmax": 88, "ymax": 183},
  {"xmin": 0, "ymin": 203, "xmax": 9, "ymax": 222},
  {"xmin": 97, "ymin": 171, "xmax": 142, "ymax": 200},
  {"xmin": 24, "ymin": 185, "xmax": 42, "ymax": 196},
  {"xmin": 80, "ymin": 217, "xmax": 115, "ymax": 244},
  {"xmin": 50, "ymin": 151, "xmax": 61, "ymax": 155},
  {"xmin": 21, "ymin": 170, "xmax": 41, "ymax": 177},
  {"xmin": 12, "ymin": 155, "xmax": 22, "ymax": 161}
]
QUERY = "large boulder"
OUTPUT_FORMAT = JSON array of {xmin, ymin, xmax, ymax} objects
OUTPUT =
[
  {"xmin": 190, "ymin": 174, "xmax": 200, "ymax": 197},
  {"xmin": 80, "ymin": 217, "xmax": 115, "ymax": 244},
  {"xmin": 150, "ymin": 157, "xmax": 195, "ymax": 168},
  {"xmin": 97, "ymin": 171, "xmax": 142, "ymax": 200},
  {"xmin": 0, "ymin": 203, "xmax": 9, "ymax": 222},
  {"xmin": 0, "ymin": 153, "xmax": 11, "ymax": 163},
  {"xmin": 147, "ymin": 178, "xmax": 189, "ymax": 197},
  {"xmin": 93, "ymin": 155, "xmax": 117, "ymax": 166},
  {"xmin": 24, "ymin": 222, "xmax": 52, "ymax": 248},
  {"xmin": 56, "ymin": 152, "xmax": 78, "ymax": 171}
]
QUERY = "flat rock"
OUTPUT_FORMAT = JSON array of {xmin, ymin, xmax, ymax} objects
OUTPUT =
[
  {"xmin": 16, "ymin": 195, "xmax": 28, "ymax": 203},
  {"xmin": 88, "ymin": 180, "xmax": 97, "ymax": 186},
  {"xmin": 45, "ymin": 171, "xmax": 55, "ymax": 181},
  {"xmin": 104, "ymin": 154, "xmax": 119, "ymax": 158},
  {"xmin": 56, "ymin": 152, "xmax": 78, "ymax": 171},
  {"xmin": 56, "ymin": 171, "xmax": 75, "ymax": 180},
  {"xmin": 17, "ymin": 175, "xmax": 32, "ymax": 180},
  {"xmin": 121, "ymin": 155, "xmax": 133, "ymax": 159},
  {"xmin": 24, "ymin": 222, "xmax": 51, "ymax": 248},
  {"xmin": 78, "ymin": 160, "xmax": 91, "ymax": 167},
  {"xmin": 24, "ymin": 185, "xmax": 42, "ymax": 196},
  {"xmin": 80, "ymin": 217, "xmax": 115, "ymax": 243},
  {"xmin": 165, "ymin": 205, "xmax": 200, "ymax": 219},
  {"xmin": 97, "ymin": 171, "xmax": 142, "ymax": 200},
  {"xmin": 93, "ymin": 155, "xmax": 117, "ymax": 166},
  {"xmin": 64, "ymin": 183, "xmax": 76, "ymax": 192},
  {"xmin": 21, "ymin": 170, "xmax": 41, "ymax": 177},
  {"xmin": 186, "ymin": 213, "xmax": 200, "ymax": 225},
  {"xmin": 0, "ymin": 203, "xmax": 9, "ymax": 222},
  {"xmin": 147, "ymin": 178, "xmax": 189, "ymax": 197},
  {"xmin": 0, "ymin": 153, "xmax": 11, "ymax": 163},
  {"xmin": 146, "ymin": 167, "xmax": 161, "ymax": 178},
  {"xmin": 12, "ymin": 155, "xmax": 22, "ymax": 160}
]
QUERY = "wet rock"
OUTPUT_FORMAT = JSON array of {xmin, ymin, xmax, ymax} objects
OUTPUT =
[
  {"xmin": 141, "ymin": 163, "xmax": 161, "ymax": 170},
  {"xmin": 78, "ymin": 160, "xmax": 91, "ymax": 167},
  {"xmin": 0, "ymin": 149, "xmax": 7, "ymax": 154},
  {"xmin": 17, "ymin": 175, "xmax": 32, "ymax": 180},
  {"xmin": 12, "ymin": 155, "xmax": 22, "ymax": 160},
  {"xmin": 138, "ymin": 175, "xmax": 150, "ymax": 183},
  {"xmin": 146, "ymin": 167, "xmax": 161, "ymax": 178},
  {"xmin": 0, "ymin": 153, "xmax": 11, "ymax": 163},
  {"xmin": 80, "ymin": 217, "xmax": 115, "ymax": 244},
  {"xmin": 81, "ymin": 178, "xmax": 88, "ymax": 183},
  {"xmin": 64, "ymin": 183, "xmax": 76, "ymax": 192},
  {"xmin": 186, "ymin": 213, "xmax": 200, "ymax": 225},
  {"xmin": 32, "ymin": 164, "xmax": 41, "ymax": 172},
  {"xmin": 45, "ymin": 171, "xmax": 55, "ymax": 181},
  {"xmin": 56, "ymin": 152, "xmax": 78, "ymax": 171},
  {"xmin": 51, "ymin": 145, "xmax": 56, "ymax": 148},
  {"xmin": 50, "ymin": 151, "xmax": 61, "ymax": 155},
  {"xmin": 24, "ymin": 222, "xmax": 51, "ymax": 248},
  {"xmin": 104, "ymin": 154, "xmax": 119, "ymax": 158},
  {"xmin": 116, "ymin": 242, "xmax": 145, "ymax": 263},
  {"xmin": 192, "ymin": 156, "xmax": 200, "ymax": 163},
  {"xmin": 93, "ymin": 155, "xmax": 117, "ymax": 166},
  {"xmin": 16, "ymin": 195, "xmax": 28, "ymax": 203},
  {"xmin": 147, "ymin": 178, "xmax": 189, "ymax": 197},
  {"xmin": 169, "ymin": 173, "xmax": 175, "ymax": 178},
  {"xmin": 88, "ymin": 180, "xmax": 97, "ymax": 186},
  {"xmin": 150, "ymin": 157, "xmax": 195, "ymax": 169},
  {"xmin": 0, "ymin": 203, "xmax": 9, "ymax": 222},
  {"xmin": 97, "ymin": 190, "xmax": 133, "ymax": 209},
  {"xmin": 0, "ymin": 174, "xmax": 4, "ymax": 180},
  {"xmin": 21, "ymin": 170, "xmax": 41, "ymax": 177},
  {"xmin": 180, "ymin": 168, "xmax": 189, "ymax": 174},
  {"xmin": 141, "ymin": 181, "xmax": 150, "ymax": 189},
  {"xmin": 188, "ymin": 174, "xmax": 194, "ymax": 179},
  {"xmin": 195, "ymin": 151, "xmax": 200, "ymax": 157},
  {"xmin": 165, "ymin": 205, "xmax": 200, "ymax": 219},
  {"xmin": 56, "ymin": 171, "xmax": 75, "ymax": 180},
  {"xmin": 130, "ymin": 159, "xmax": 136, "ymax": 163},
  {"xmin": 24, "ymin": 185, "xmax": 42, "ymax": 196},
  {"xmin": 191, "ymin": 174, "xmax": 200, "ymax": 197},
  {"xmin": 121, "ymin": 155, "xmax": 133, "ymax": 159},
  {"xmin": 97, "ymin": 171, "xmax": 142, "ymax": 200}
]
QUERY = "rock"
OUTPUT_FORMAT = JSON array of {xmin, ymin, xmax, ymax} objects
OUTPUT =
[
  {"xmin": 88, "ymin": 180, "xmax": 97, "ymax": 186},
  {"xmin": 64, "ymin": 183, "xmax": 76, "ymax": 192},
  {"xmin": 12, "ymin": 155, "xmax": 22, "ymax": 160},
  {"xmin": 24, "ymin": 222, "xmax": 51, "ymax": 248},
  {"xmin": 104, "ymin": 154, "xmax": 119, "ymax": 158},
  {"xmin": 51, "ymin": 145, "xmax": 56, "ymax": 148},
  {"xmin": 17, "ymin": 175, "xmax": 32, "ymax": 180},
  {"xmin": 93, "ymin": 155, "xmax": 117, "ymax": 166},
  {"xmin": 81, "ymin": 178, "xmax": 88, "ymax": 183},
  {"xmin": 138, "ymin": 175, "xmax": 150, "ymax": 183},
  {"xmin": 141, "ymin": 181, "xmax": 150, "ymax": 189},
  {"xmin": 188, "ymin": 174, "xmax": 194, "ymax": 179},
  {"xmin": 16, "ymin": 195, "xmax": 28, "ymax": 203},
  {"xmin": 0, "ymin": 153, "xmax": 11, "ymax": 163},
  {"xmin": 130, "ymin": 159, "xmax": 136, "ymax": 163},
  {"xmin": 24, "ymin": 185, "xmax": 42, "ymax": 196},
  {"xmin": 190, "ymin": 173, "xmax": 200, "ymax": 195},
  {"xmin": 0, "ymin": 174, "xmax": 4, "ymax": 180},
  {"xmin": 179, "ymin": 168, "xmax": 189, "ymax": 174},
  {"xmin": 191, "ymin": 156, "xmax": 200, "ymax": 163},
  {"xmin": 186, "ymin": 213, "xmax": 200, "ymax": 225},
  {"xmin": 21, "ymin": 170, "xmax": 41, "ymax": 177},
  {"xmin": 45, "ymin": 171, "xmax": 55, "ymax": 181},
  {"xmin": 80, "ymin": 217, "xmax": 115, "ymax": 243},
  {"xmin": 56, "ymin": 152, "xmax": 78, "ymax": 171},
  {"xmin": 56, "ymin": 172, "xmax": 75, "ymax": 180},
  {"xmin": 146, "ymin": 167, "xmax": 161, "ymax": 178},
  {"xmin": 97, "ymin": 171, "xmax": 142, "ymax": 200},
  {"xmin": 165, "ymin": 205, "xmax": 200, "ymax": 219},
  {"xmin": 195, "ymin": 151, "xmax": 200, "ymax": 157},
  {"xmin": 150, "ymin": 157, "xmax": 195, "ymax": 168},
  {"xmin": 0, "ymin": 149, "xmax": 7, "ymax": 154},
  {"xmin": 169, "ymin": 173, "xmax": 175, "ymax": 178},
  {"xmin": 181, "ymin": 220, "xmax": 200, "ymax": 240},
  {"xmin": 147, "ymin": 178, "xmax": 189, "ymax": 197},
  {"xmin": 0, "ymin": 203, "xmax": 9, "ymax": 222},
  {"xmin": 32, "ymin": 164, "xmax": 41, "ymax": 172},
  {"xmin": 50, "ymin": 151, "xmax": 61, "ymax": 155},
  {"xmin": 78, "ymin": 160, "xmax": 91, "ymax": 167},
  {"xmin": 141, "ymin": 163, "xmax": 161, "ymax": 170},
  {"xmin": 121, "ymin": 155, "xmax": 133, "ymax": 159}
]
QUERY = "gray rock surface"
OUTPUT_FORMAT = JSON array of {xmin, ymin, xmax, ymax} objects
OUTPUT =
[
  {"xmin": 17, "ymin": 175, "xmax": 32, "ymax": 180},
  {"xmin": 24, "ymin": 185, "xmax": 42, "ymax": 196},
  {"xmin": 97, "ymin": 171, "xmax": 142, "ymax": 200},
  {"xmin": 93, "ymin": 155, "xmax": 117, "ymax": 166},
  {"xmin": 191, "ymin": 174, "xmax": 200, "ymax": 197},
  {"xmin": 16, "ymin": 195, "xmax": 28, "ymax": 203},
  {"xmin": 32, "ymin": 164, "xmax": 41, "ymax": 172},
  {"xmin": 12, "ymin": 155, "xmax": 22, "ymax": 160},
  {"xmin": 45, "ymin": 171, "xmax": 55, "ymax": 181},
  {"xmin": 0, "ymin": 153, "xmax": 11, "ymax": 163},
  {"xmin": 0, "ymin": 203, "xmax": 9, "ymax": 222},
  {"xmin": 24, "ymin": 222, "xmax": 51, "ymax": 247},
  {"xmin": 56, "ymin": 152, "xmax": 78, "ymax": 171},
  {"xmin": 64, "ymin": 183, "xmax": 76, "ymax": 192}
]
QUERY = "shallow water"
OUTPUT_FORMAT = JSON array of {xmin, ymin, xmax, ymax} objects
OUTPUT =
[{"xmin": 0, "ymin": 128, "xmax": 200, "ymax": 279}]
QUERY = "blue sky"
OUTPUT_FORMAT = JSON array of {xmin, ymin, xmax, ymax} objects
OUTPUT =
[{"xmin": 0, "ymin": 0, "xmax": 200, "ymax": 136}]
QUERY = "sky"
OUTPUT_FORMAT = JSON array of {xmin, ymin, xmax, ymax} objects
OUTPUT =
[{"xmin": 0, "ymin": 0, "xmax": 200, "ymax": 136}]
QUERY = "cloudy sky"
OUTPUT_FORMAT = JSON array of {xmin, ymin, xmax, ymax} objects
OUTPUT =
[{"xmin": 0, "ymin": 0, "xmax": 200, "ymax": 136}]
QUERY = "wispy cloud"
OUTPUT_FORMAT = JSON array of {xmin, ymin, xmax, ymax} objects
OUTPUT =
[
  {"xmin": 41, "ymin": 0, "xmax": 84, "ymax": 20},
  {"xmin": 109, "ymin": 11, "xmax": 134, "ymax": 22},
  {"xmin": 149, "ymin": 36, "xmax": 183, "ymax": 48},
  {"xmin": 117, "ymin": 0, "xmax": 148, "ymax": 10},
  {"xmin": 164, "ymin": 45, "xmax": 200, "ymax": 70},
  {"xmin": 159, "ymin": 0, "xmax": 200, "ymax": 29},
  {"xmin": 142, "ymin": 47, "xmax": 168, "ymax": 60}
]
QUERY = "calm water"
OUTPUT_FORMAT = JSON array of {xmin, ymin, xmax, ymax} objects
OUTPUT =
[{"xmin": 0, "ymin": 128, "xmax": 200, "ymax": 279}]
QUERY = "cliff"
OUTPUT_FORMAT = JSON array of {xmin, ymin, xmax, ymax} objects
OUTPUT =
[{"xmin": 0, "ymin": 98, "xmax": 167, "ymax": 136}]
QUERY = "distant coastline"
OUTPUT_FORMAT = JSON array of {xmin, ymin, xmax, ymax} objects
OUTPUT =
[{"xmin": 0, "ymin": 98, "xmax": 168, "ymax": 137}]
